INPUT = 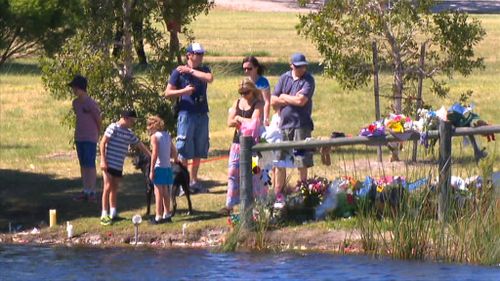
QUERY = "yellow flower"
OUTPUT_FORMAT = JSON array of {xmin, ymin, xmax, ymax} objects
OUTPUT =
[{"xmin": 376, "ymin": 185, "xmax": 384, "ymax": 193}]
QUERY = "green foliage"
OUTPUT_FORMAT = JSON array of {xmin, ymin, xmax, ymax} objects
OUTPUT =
[
  {"xmin": 297, "ymin": 0, "xmax": 485, "ymax": 115},
  {"xmin": 40, "ymin": 0, "xmax": 214, "ymax": 138},
  {"xmin": 0, "ymin": 0, "xmax": 82, "ymax": 66}
]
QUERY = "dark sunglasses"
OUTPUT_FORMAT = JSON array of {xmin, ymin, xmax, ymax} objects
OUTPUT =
[{"xmin": 243, "ymin": 67, "xmax": 253, "ymax": 71}]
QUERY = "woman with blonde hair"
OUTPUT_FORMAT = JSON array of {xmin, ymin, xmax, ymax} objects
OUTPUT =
[
  {"xmin": 219, "ymin": 78, "xmax": 264, "ymax": 215},
  {"xmin": 147, "ymin": 115, "xmax": 177, "ymax": 224}
]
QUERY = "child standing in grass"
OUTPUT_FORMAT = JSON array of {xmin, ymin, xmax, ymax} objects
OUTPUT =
[
  {"xmin": 69, "ymin": 75, "xmax": 101, "ymax": 202},
  {"xmin": 99, "ymin": 109, "xmax": 151, "ymax": 225},
  {"xmin": 147, "ymin": 116, "xmax": 177, "ymax": 224}
]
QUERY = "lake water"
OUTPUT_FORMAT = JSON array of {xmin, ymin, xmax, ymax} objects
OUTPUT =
[{"xmin": 0, "ymin": 244, "xmax": 498, "ymax": 281}]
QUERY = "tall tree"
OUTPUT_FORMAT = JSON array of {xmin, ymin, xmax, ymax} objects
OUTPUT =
[
  {"xmin": 0, "ymin": 0, "xmax": 82, "ymax": 66},
  {"xmin": 40, "ymin": 0, "xmax": 214, "ymax": 134},
  {"xmin": 297, "ymin": 0, "xmax": 485, "ymax": 114}
]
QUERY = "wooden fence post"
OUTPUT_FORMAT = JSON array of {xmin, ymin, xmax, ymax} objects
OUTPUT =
[
  {"xmin": 438, "ymin": 119, "xmax": 452, "ymax": 222},
  {"xmin": 239, "ymin": 135, "xmax": 254, "ymax": 228}
]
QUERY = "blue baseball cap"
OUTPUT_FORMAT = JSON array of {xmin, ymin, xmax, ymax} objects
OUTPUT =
[
  {"xmin": 291, "ymin": 53, "xmax": 308, "ymax": 66},
  {"xmin": 186, "ymin": 42, "xmax": 205, "ymax": 54},
  {"xmin": 68, "ymin": 75, "xmax": 87, "ymax": 91}
]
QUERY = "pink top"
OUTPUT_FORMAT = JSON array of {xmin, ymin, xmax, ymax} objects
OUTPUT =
[{"xmin": 73, "ymin": 96, "xmax": 101, "ymax": 142}]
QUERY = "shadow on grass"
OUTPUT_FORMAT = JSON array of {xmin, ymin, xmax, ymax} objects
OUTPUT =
[
  {"xmin": 0, "ymin": 62, "xmax": 41, "ymax": 75},
  {"xmin": 0, "ymin": 60, "xmax": 325, "ymax": 77},
  {"xmin": 0, "ymin": 168, "xmax": 228, "ymax": 233},
  {"xmin": 174, "ymin": 210, "xmax": 223, "ymax": 222}
]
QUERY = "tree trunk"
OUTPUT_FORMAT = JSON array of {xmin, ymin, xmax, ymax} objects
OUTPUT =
[
  {"xmin": 412, "ymin": 43, "xmax": 426, "ymax": 162},
  {"xmin": 131, "ymin": 0, "xmax": 147, "ymax": 65},
  {"xmin": 393, "ymin": 60, "xmax": 403, "ymax": 114},
  {"xmin": 122, "ymin": 0, "xmax": 133, "ymax": 83},
  {"xmin": 372, "ymin": 41, "xmax": 383, "ymax": 162}
]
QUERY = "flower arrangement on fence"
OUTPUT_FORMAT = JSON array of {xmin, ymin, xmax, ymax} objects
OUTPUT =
[
  {"xmin": 384, "ymin": 114, "xmax": 413, "ymax": 133},
  {"xmin": 359, "ymin": 120, "xmax": 385, "ymax": 137},
  {"xmin": 414, "ymin": 108, "xmax": 439, "ymax": 148}
]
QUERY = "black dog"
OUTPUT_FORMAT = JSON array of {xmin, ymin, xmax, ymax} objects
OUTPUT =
[
  {"xmin": 133, "ymin": 152, "xmax": 193, "ymax": 217},
  {"xmin": 171, "ymin": 161, "xmax": 193, "ymax": 216}
]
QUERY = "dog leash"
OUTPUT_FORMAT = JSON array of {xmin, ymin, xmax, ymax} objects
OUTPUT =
[{"xmin": 186, "ymin": 155, "xmax": 229, "ymax": 166}]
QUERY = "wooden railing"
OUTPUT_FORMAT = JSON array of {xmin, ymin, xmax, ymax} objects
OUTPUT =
[{"xmin": 238, "ymin": 122, "xmax": 500, "ymax": 226}]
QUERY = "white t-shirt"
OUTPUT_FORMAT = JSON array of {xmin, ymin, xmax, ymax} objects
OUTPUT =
[{"xmin": 154, "ymin": 131, "xmax": 171, "ymax": 168}]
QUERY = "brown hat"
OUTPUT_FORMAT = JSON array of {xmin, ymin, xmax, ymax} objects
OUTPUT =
[{"xmin": 238, "ymin": 77, "xmax": 260, "ymax": 97}]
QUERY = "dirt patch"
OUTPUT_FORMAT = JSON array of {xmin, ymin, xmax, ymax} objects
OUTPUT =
[{"xmin": 0, "ymin": 225, "xmax": 362, "ymax": 253}]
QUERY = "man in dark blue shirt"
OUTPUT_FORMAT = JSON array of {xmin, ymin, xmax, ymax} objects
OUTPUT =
[
  {"xmin": 165, "ymin": 43, "xmax": 214, "ymax": 192},
  {"xmin": 271, "ymin": 53, "xmax": 315, "ymax": 207}
]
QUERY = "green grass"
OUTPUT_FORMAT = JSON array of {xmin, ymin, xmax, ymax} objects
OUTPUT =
[{"xmin": 0, "ymin": 10, "xmax": 499, "ymax": 249}]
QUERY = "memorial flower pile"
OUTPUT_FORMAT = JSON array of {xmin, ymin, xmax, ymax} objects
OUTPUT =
[{"xmin": 294, "ymin": 177, "xmax": 330, "ymax": 208}]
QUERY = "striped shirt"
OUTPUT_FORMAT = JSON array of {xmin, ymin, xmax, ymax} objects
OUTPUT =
[
  {"xmin": 104, "ymin": 123, "xmax": 139, "ymax": 171},
  {"xmin": 154, "ymin": 131, "xmax": 172, "ymax": 168}
]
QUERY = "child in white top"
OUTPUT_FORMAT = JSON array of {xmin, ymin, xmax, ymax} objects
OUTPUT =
[{"xmin": 147, "ymin": 116, "xmax": 178, "ymax": 224}]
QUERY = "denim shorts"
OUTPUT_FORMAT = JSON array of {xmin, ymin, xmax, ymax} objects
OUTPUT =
[
  {"xmin": 75, "ymin": 141, "xmax": 97, "ymax": 168},
  {"xmin": 176, "ymin": 111, "xmax": 209, "ymax": 160},
  {"xmin": 154, "ymin": 167, "xmax": 173, "ymax": 185}
]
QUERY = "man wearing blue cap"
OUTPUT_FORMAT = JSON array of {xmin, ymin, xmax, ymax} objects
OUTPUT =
[
  {"xmin": 165, "ymin": 42, "xmax": 214, "ymax": 193},
  {"xmin": 271, "ymin": 53, "xmax": 315, "ymax": 208}
]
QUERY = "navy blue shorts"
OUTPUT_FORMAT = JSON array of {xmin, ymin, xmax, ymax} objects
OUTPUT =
[
  {"xmin": 153, "ymin": 167, "xmax": 173, "ymax": 186},
  {"xmin": 76, "ymin": 141, "xmax": 97, "ymax": 168}
]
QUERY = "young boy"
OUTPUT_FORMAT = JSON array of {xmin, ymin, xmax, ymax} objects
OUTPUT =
[
  {"xmin": 99, "ymin": 109, "xmax": 151, "ymax": 225},
  {"xmin": 69, "ymin": 75, "xmax": 101, "ymax": 202}
]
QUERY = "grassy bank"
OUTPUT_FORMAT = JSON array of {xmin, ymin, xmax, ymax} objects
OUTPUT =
[{"xmin": 0, "ymin": 9, "xmax": 499, "ymax": 264}]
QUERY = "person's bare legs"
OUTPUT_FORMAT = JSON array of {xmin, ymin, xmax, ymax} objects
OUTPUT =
[
  {"xmin": 154, "ymin": 185, "xmax": 165, "ymax": 221},
  {"xmin": 82, "ymin": 167, "xmax": 97, "ymax": 193},
  {"xmin": 298, "ymin": 167, "xmax": 308, "ymax": 183},
  {"xmin": 109, "ymin": 176, "xmax": 121, "ymax": 217},
  {"xmin": 101, "ymin": 171, "xmax": 112, "ymax": 215},
  {"xmin": 163, "ymin": 186, "xmax": 171, "ymax": 215},
  {"xmin": 190, "ymin": 158, "xmax": 201, "ymax": 183},
  {"xmin": 275, "ymin": 167, "xmax": 286, "ymax": 196}
]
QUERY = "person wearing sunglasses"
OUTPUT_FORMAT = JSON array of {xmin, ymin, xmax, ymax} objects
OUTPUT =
[
  {"xmin": 220, "ymin": 78, "xmax": 264, "ymax": 215},
  {"xmin": 165, "ymin": 42, "xmax": 214, "ymax": 193},
  {"xmin": 271, "ymin": 53, "xmax": 315, "ymax": 209},
  {"xmin": 242, "ymin": 56, "xmax": 271, "ymax": 126}
]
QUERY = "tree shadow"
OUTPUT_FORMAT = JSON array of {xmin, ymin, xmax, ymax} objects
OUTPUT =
[
  {"xmin": 0, "ymin": 62, "xmax": 41, "ymax": 75},
  {"xmin": 0, "ymin": 169, "xmax": 149, "ymax": 232},
  {"xmin": 207, "ymin": 61, "xmax": 324, "ymax": 77},
  {"xmin": 174, "ymin": 210, "xmax": 224, "ymax": 222}
]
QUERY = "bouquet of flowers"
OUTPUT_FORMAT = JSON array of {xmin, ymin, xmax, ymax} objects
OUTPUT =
[
  {"xmin": 384, "ymin": 114, "xmax": 418, "ymax": 140},
  {"xmin": 414, "ymin": 108, "xmax": 439, "ymax": 148},
  {"xmin": 296, "ymin": 177, "xmax": 330, "ymax": 208},
  {"xmin": 359, "ymin": 120, "xmax": 385, "ymax": 137},
  {"xmin": 331, "ymin": 176, "xmax": 361, "ymax": 218}
]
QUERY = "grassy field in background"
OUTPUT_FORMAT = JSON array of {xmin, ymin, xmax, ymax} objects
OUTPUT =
[{"xmin": 0, "ymin": 9, "xmax": 499, "ymax": 234}]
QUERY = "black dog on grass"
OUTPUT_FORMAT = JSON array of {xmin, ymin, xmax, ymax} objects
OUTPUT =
[{"xmin": 132, "ymin": 152, "xmax": 193, "ymax": 217}]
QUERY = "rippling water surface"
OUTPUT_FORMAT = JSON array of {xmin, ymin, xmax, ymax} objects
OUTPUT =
[{"xmin": 0, "ymin": 244, "xmax": 498, "ymax": 280}]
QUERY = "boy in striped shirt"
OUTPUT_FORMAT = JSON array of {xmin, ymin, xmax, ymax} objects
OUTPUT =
[{"xmin": 99, "ymin": 109, "xmax": 151, "ymax": 225}]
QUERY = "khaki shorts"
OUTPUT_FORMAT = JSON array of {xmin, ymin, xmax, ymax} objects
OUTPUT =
[{"xmin": 276, "ymin": 127, "xmax": 314, "ymax": 168}]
